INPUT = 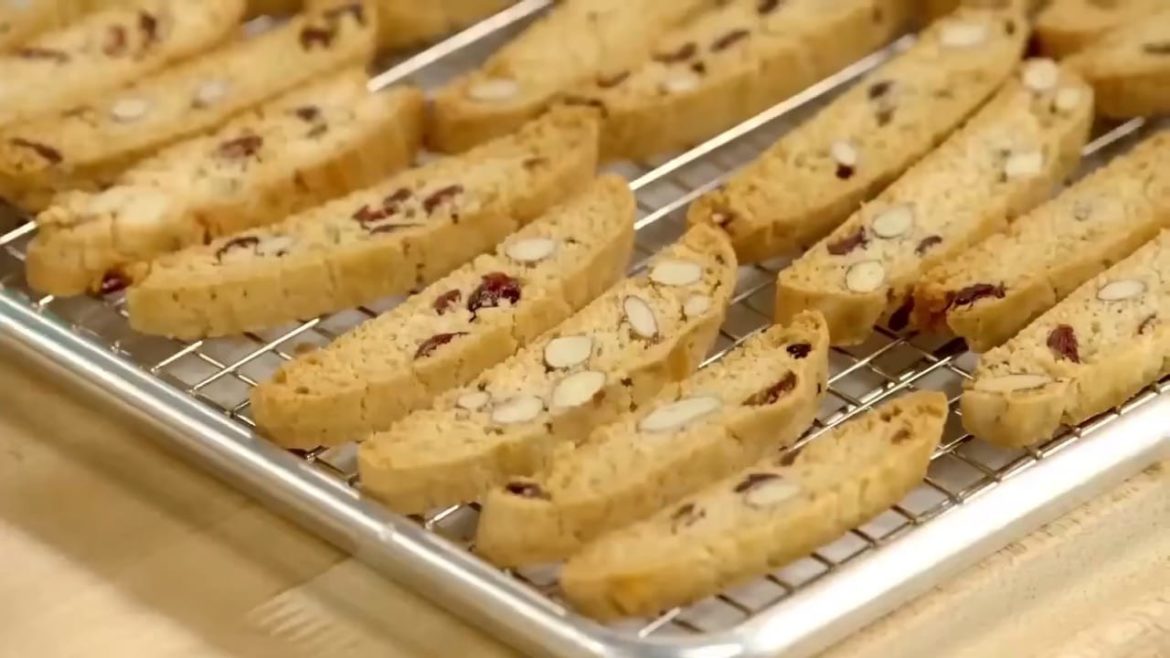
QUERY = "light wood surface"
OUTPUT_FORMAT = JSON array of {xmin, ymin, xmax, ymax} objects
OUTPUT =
[{"xmin": 1, "ymin": 353, "xmax": 1168, "ymax": 658}]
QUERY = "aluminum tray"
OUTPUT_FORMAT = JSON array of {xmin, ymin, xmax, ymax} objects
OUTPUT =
[{"xmin": 2, "ymin": 3, "xmax": 1169, "ymax": 656}]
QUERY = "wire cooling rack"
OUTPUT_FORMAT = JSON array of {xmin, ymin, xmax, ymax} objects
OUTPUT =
[{"xmin": 2, "ymin": 3, "xmax": 1169, "ymax": 657}]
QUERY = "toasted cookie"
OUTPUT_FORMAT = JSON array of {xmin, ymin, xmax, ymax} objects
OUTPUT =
[
  {"xmin": 1035, "ymin": 0, "xmax": 1163, "ymax": 58},
  {"xmin": 1066, "ymin": 9, "xmax": 1170, "ymax": 118}
]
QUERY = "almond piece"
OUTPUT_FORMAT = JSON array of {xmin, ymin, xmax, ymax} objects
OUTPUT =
[
  {"xmin": 1023, "ymin": 59, "xmax": 1059, "ymax": 93},
  {"xmin": 661, "ymin": 71, "xmax": 700, "ymax": 95},
  {"xmin": 1097, "ymin": 279, "xmax": 1146, "ymax": 302},
  {"xmin": 1054, "ymin": 87, "xmax": 1082, "ymax": 114},
  {"xmin": 551, "ymin": 370, "xmax": 606, "ymax": 409},
  {"xmin": 623, "ymin": 295, "xmax": 659, "ymax": 339},
  {"xmin": 650, "ymin": 259, "xmax": 702, "ymax": 287},
  {"xmin": 975, "ymin": 373, "xmax": 1054, "ymax": 393},
  {"xmin": 743, "ymin": 477, "xmax": 800, "ymax": 509},
  {"xmin": 468, "ymin": 77, "xmax": 520, "ymax": 102},
  {"xmin": 845, "ymin": 261, "xmax": 885, "ymax": 293},
  {"xmin": 194, "ymin": 79, "xmax": 229, "ymax": 106},
  {"xmin": 940, "ymin": 21, "xmax": 987, "ymax": 48},
  {"xmin": 456, "ymin": 391, "xmax": 491, "ymax": 412},
  {"xmin": 871, "ymin": 204, "xmax": 914, "ymax": 239},
  {"xmin": 830, "ymin": 139, "xmax": 859, "ymax": 168},
  {"xmin": 1004, "ymin": 151, "xmax": 1044, "ymax": 180},
  {"xmin": 111, "ymin": 97, "xmax": 149, "ymax": 122},
  {"xmin": 491, "ymin": 395, "xmax": 544, "ymax": 425},
  {"xmin": 505, "ymin": 237, "xmax": 557, "ymax": 264},
  {"xmin": 683, "ymin": 294, "xmax": 712, "ymax": 319},
  {"xmin": 544, "ymin": 335, "xmax": 593, "ymax": 369},
  {"xmin": 638, "ymin": 395, "xmax": 722, "ymax": 433}
]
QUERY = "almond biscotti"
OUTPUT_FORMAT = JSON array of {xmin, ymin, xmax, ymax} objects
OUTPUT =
[
  {"xmin": 26, "ymin": 71, "xmax": 423, "ymax": 298},
  {"xmin": 1065, "ymin": 10, "xmax": 1170, "ymax": 119},
  {"xmin": 687, "ymin": 5, "xmax": 1026, "ymax": 264},
  {"xmin": 962, "ymin": 230, "xmax": 1170, "ymax": 448},
  {"xmin": 343, "ymin": 0, "xmax": 512, "ymax": 50},
  {"xmin": 1035, "ymin": 0, "xmax": 1163, "ymax": 58},
  {"xmin": 0, "ymin": 0, "xmax": 245, "ymax": 129},
  {"xmin": 915, "ymin": 131, "xmax": 1170, "ymax": 353},
  {"xmin": 775, "ymin": 60, "xmax": 1093, "ymax": 346},
  {"xmin": 358, "ymin": 226, "xmax": 737, "ymax": 514},
  {"xmin": 427, "ymin": 0, "xmax": 717, "ymax": 153},
  {"xmin": 560, "ymin": 0, "xmax": 909, "ymax": 161},
  {"xmin": 561, "ymin": 390, "xmax": 947, "ymax": 620},
  {"xmin": 125, "ymin": 108, "xmax": 599, "ymax": 339},
  {"xmin": 476, "ymin": 312, "xmax": 830, "ymax": 567},
  {"xmin": 251, "ymin": 175, "xmax": 635, "ymax": 449},
  {"xmin": 0, "ymin": 1, "xmax": 375, "ymax": 209},
  {"xmin": 0, "ymin": 0, "xmax": 111, "ymax": 52}
]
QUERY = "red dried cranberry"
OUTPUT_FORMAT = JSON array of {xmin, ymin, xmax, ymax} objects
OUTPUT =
[
  {"xmin": 98, "ymin": 271, "xmax": 130, "ymax": 295},
  {"xmin": 733, "ymin": 472, "xmax": 780, "ymax": 493},
  {"xmin": 670, "ymin": 502, "xmax": 705, "ymax": 529},
  {"xmin": 384, "ymin": 187, "xmax": 412, "ymax": 206},
  {"xmin": 504, "ymin": 481, "xmax": 548, "ymax": 499},
  {"xmin": 888, "ymin": 297, "xmax": 915, "ymax": 331},
  {"xmin": 216, "ymin": 135, "xmax": 263, "ymax": 159},
  {"xmin": 103, "ymin": 26, "xmax": 128, "ymax": 56},
  {"xmin": 1143, "ymin": 42, "xmax": 1170, "ymax": 55},
  {"xmin": 467, "ymin": 272, "xmax": 521, "ymax": 315},
  {"xmin": 757, "ymin": 0, "xmax": 782, "ymax": 14},
  {"xmin": 215, "ymin": 236, "xmax": 259, "ymax": 260},
  {"xmin": 1139, "ymin": 314, "xmax": 1159, "ymax": 335},
  {"xmin": 414, "ymin": 332, "xmax": 467, "ymax": 359},
  {"xmin": 433, "ymin": 289, "xmax": 462, "ymax": 315},
  {"xmin": 786, "ymin": 343, "xmax": 812, "ymax": 359},
  {"xmin": 947, "ymin": 283, "xmax": 1005, "ymax": 310},
  {"xmin": 16, "ymin": 47, "xmax": 69, "ymax": 62},
  {"xmin": 712, "ymin": 29, "xmax": 750, "ymax": 52},
  {"xmin": 916, "ymin": 235, "xmax": 943, "ymax": 256},
  {"xmin": 596, "ymin": 71, "xmax": 630, "ymax": 88},
  {"xmin": 10, "ymin": 138, "xmax": 62, "ymax": 165},
  {"xmin": 422, "ymin": 184, "xmax": 463, "ymax": 214},
  {"xmin": 138, "ymin": 11, "xmax": 159, "ymax": 45},
  {"xmin": 835, "ymin": 163, "xmax": 856, "ymax": 180},
  {"xmin": 653, "ymin": 42, "xmax": 697, "ymax": 63},
  {"xmin": 746, "ymin": 372, "xmax": 797, "ymax": 406},
  {"xmin": 1047, "ymin": 324, "xmax": 1080, "ymax": 363},
  {"xmin": 827, "ymin": 227, "xmax": 867, "ymax": 256},
  {"xmin": 293, "ymin": 106, "xmax": 321, "ymax": 122},
  {"xmin": 300, "ymin": 25, "xmax": 335, "ymax": 49},
  {"xmin": 352, "ymin": 204, "xmax": 390, "ymax": 224}
]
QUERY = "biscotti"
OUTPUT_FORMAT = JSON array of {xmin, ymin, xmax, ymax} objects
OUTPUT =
[
  {"xmin": 0, "ymin": 1, "xmax": 376, "ymax": 209},
  {"xmin": 560, "ymin": 0, "xmax": 909, "ymax": 161},
  {"xmin": 687, "ymin": 5, "xmax": 1026, "ymax": 264},
  {"xmin": 0, "ymin": 0, "xmax": 245, "ymax": 129},
  {"xmin": 26, "ymin": 71, "xmax": 423, "ymax": 297},
  {"xmin": 251, "ymin": 175, "xmax": 636, "ymax": 449},
  {"xmin": 358, "ymin": 225, "xmax": 737, "ymax": 514},
  {"xmin": 312, "ymin": 0, "xmax": 512, "ymax": 50},
  {"xmin": 1035, "ymin": 0, "xmax": 1163, "ymax": 58},
  {"xmin": 561, "ymin": 390, "xmax": 947, "ymax": 620},
  {"xmin": 1065, "ymin": 10, "xmax": 1170, "ymax": 119},
  {"xmin": 775, "ymin": 60, "xmax": 1093, "ymax": 346},
  {"xmin": 476, "ymin": 312, "xmax": 830, "ymax": 567},
  {"xmin": 915, "ymin": 130, "xmax": 1170, "ymax": 353},
  {"xmin": 427, "ymin": 0, "xmax": 716, "ymax": 153},
  {"xmin": 918, "ymin": 0, "xmax": 1039, "ymax": 23},
  {"xmin": 0, "ymin": 0, "xmax": 111, "ymax": 51},
  {"xmin": 125, "ymin": 107, "xmax": 599, "ymax": 339},
  {"xmin": 962, "ymin": 230, "xmax": 1170, "ymax": 447}
]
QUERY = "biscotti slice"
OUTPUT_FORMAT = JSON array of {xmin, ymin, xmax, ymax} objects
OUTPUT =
[
  {"xmin": 775, "ymin": 60, "xmax": 1093, "ymax": 346},
  {"xmin": 0, "ymin": 1, "xmax": 375, "ymax": 209},
  {"xmin": 25, "ymin": 71, "xmax": 424, "ymax": 297},
  {"xmin": 358, "ymin": 225, "xmax": 737, "ymax": 514},
  {"xmin": 476, "ymin": 312, "xmax": 830, "ymax": 567},
  {"xmin": 915, "ymin": 131, "xmax": 1170, "ymax": 353},
  {"xmin": 918, "ymin": 0, "xmax": 1040, "ymax": 23},
  {"xmin": 962, "ymin": 230, "xmax": 1170, "ymax": 448},
  {"xmin": 309, "ymin": 0, "xmax": 512, "ymax": 50},
  {"xmin": 1035, "ymin": 0, "xmax": 1163, "ymax": 58},
  {"xmin": 125, "ymin": 107, "xmax": 599, "ymax": 340},
  {"xmin": 0, "ymin": 0, "xmax": 110, "ymax": 52},
  {"xmin": 0, "ymin": 0, "xmax": 245, "ymax": 129},
  {"xmin": 560, "ymin": 0, "xmax": 909, "ymax": 161},
  {"xmin": 1065, "ymin": 10, "xmax": 1170, "ymax": 119},
  {"xmin": 561, "ymin": 390, "xmax": 947, "ymax": 620},
  {"xmin": 427, "ymin": 0, "xmax": 717, "ymax": 153},
  {"xmin": 251, "ymin": 175, "xmax": 636, "ymax": 449},
  {"xmin": 687, "ymin": 5, "xmax": 1026, "ymax": 264}
]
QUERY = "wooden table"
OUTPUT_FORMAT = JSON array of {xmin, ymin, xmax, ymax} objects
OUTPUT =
[{"xmin": 2, "ymin": 354, "xmax": 1168, "ymax": 658}]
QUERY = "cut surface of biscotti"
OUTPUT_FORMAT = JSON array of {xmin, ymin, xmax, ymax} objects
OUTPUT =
[
  {"xmin": 561, "ymin": 0, "xmax": 909, "ymax": 161},
  {"xmin": 775, "ymin": 60, "xmax": 1094, "ymax": 346},
  {"xmin": 915, "ymin": 130, "xmax": 1170, "ymax": 353},
  {"xmin": 1035, "ymin": 0, "xmax": 1163, "ymax": 58},
  {"xmin": 475, "ymin": 312, "xmax": 830, "ymax": 567},
  {"xmin": 962, "ymin": 230, "xmax": 1170, "ymax": 448},
  {"xmin": 125, "ymin": 107, "xmax": 599, "ymax": 340},
  {"xmin": 0, "ymin": 2, "xmax": 375, "ymax": 208},
  {"xmin": 0, "ymin": 0, "xmax": 245, "ymax": 130},
  {"xmin": 0, "ymin": 0, "xmax": 111, "ymax": 52},
  {"xmin": 357, "ymin": 225, "xmax": 738, "ymax": 514},
  {"xmin": 251, "ymin": 175, "xmax": 636, "ymax": 449},
  {"xmin": 1065, "ymin": 10, "xmax": 1170, "ymax": 119},
  {"xmin": 687, "ymin": 5, "xmax": 1026, "ymax": 264},
  {"xmin": 26, "ymin": 71, "xmax": 423, "ymax": 297},
  {"xmin": 309, "ymin": 0, "xmax": 512, "ymax": 49},
  {"xmin": 427, "ymin": 0, "xmax": 717, "ymax": 153},
  {"xmin": 561, "ymin": 390, "xmax": 947, "ymax": 620}
]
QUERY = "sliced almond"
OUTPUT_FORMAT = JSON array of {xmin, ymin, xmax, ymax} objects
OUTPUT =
[
  {"xmin": 871, "ymin": 204, "xmax": 914, "ymax": 239},
  {"xmin": 551, "ymin": 370, "xmax": 606, "ymax": 409},
  {"xmin": 544, "ymin": 335, "xmax": 593, "ymax": 370},
  {"xmin": 650, "ymin": 259, "xmax": 702, "ymax": 287},
  {"xmin": 1097, "ymin": 279, "xmax": 1146, "ymax": 302},
  {"xmin": 490, "ymin": 395, "xmax": 544, "ymax": 425},
  {"xmin": 110, "ymin": 98, "xmax": 149, "ymax": 122},
  {"xmin": 743, "ymin": 477, "xmax": 800, "ymax": 509},
  {"xmin": 624, "ymin": 295, "xmax": 659, "ymax": 339},
  {"xmin": 830, "ymin": 140, "xmax": 859, "ymax": 168},
  {"xmin": 1004, "ymin": 151, "xmax": 1044, "ymax": 180},
  {"xmin": 638, "ymin": 395, "xmax": 723, "ymax": 434},
  {"xmin": 661, "ymin": 71, "xmax": 700, "ymax": 95},
  {"xmin": 975, "ymin": 373, "xmax": 1054, "ymax": 393},
  {"xmin": 683, "ymin": 294, "xmax": 712, "ymax": 319},
  {"xmin": 845, "ymin": 261, "xmax": 885, "ymax": 293},
  {"xmin": 468, "ymin": 77, "xmax": 520, "ymax": 102},
  {"xmin": 255, "ymin": 235, "xmax": 295, "ymax": 257},
  {"xmin": 194, "ymin": 79, "xmax": 229, "ymax": 106},
  {"xmin": 1054, "ymin": 87, "xmax": 1082, "ymax": 114},
  {"xmin": 1023, "ymin": 59, "xmax": 1059, "ymax": 93},
  {"xmin": 456, "ymin": 391, "xmax": 491, "ymax": 412},
  {"xmin": 505, "ymin": 237, "xmax": 557, "ymax": 264},
  {"xmin": 940, "ymin": 21, "xmax": 988, "ymax": 48}
]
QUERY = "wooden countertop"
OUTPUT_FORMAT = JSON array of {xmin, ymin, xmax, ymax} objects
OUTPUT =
[{"xmin": 2, "ymin": 354, "xmax": 1168, "ymax": 658}]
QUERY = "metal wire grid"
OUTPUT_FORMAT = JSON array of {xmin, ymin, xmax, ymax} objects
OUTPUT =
[{"xmin": 1, "ymin": 4, "xmax": 1168, "ymax": 643}]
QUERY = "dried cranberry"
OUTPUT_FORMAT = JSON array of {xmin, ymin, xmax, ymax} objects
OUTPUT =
[
  {"xmin": 352, "ymin": 204, "xmax": 390, "ymax": 224},
  {"xmin": 867, "ymin": 80, "xmax": 892, "ymax": 99},
  {"xmin": 98, "ymin": 271, "xmax": 130, "ymax": 295},
  {"xmin": 786, "ymin": 343, "xmax": 812, "ymax": 359},
  {"xmin": 733, "ymin": 472, "xmax": 780, "ymax": 493},
  {"xmin": 384, "ymin": 187, "xmax": 412, "ymax": 206},
  {"xmin": 597, "ymin": 71, "xmax": 630, "ymax": 88},
  {"xmin": 835, "ymin": 163, "xmax": 856, "ymax": 180},
  {"xmin": 216, "ymin": 135, "xmax": 263, "ymax": 159},
  {"xmin": 138, "ymin": 11, "xmax": 159, "ymax": 45},
  {"xmin": 1143, "ymin": 42, "xmax": 1170, "ymax": 55},
  {"xmin": 323, "ymin": 2, "xmax": 366, "ymax": 24},
  {"xmin": 1139, "ymin": 314, "xmax": 1159, "ymax": 335},
  {"xmin": 746, "ymin": 372, "xmax": 797, "ymax": 406},
  {"xmin": 16, "ymin": 47, "xmax": 69, "ymax": 62},
  {"xmin": 690, "ymin": 61, "xmax": 707, "ymax": 75},
  {"xmin": 422, "ymin": 184, "xmax": 463, "ymax": 214},
  {"xmin": 1047, "ymin": 325, "xmax": 1080, "ymax": 363},
  {"xmin": 293, "ymin": 106, "xmax": 321, "ymax": 122},
  {"xmin": 757, "ymin": 0, "xmax": 783, "ymax": 14},
  {"xmin": 827, "ymin": 227, "xmax": 867, "ymax": 256},
  {"xmin": 10, "ymin": 138, "xmax": 62, "ymax": 165},
  {"xmin": 892, "ymin": 428, "xmax": 912, "ymax": 444},
  {"xmin": 103, "ymin": 26, "xmax": 128, "ymax": 56},
  {"xmin": 433, "ymin": 289, "xmax": 462, "ymax": 315},
  {"xmin": 946, "ymin": 283, "xmax": 1005, "ymax": 310},
  {"xmin": 299, "ymin": 25, "xmax": 334, "ymax": 49},
  {"xmin": 653, "ymin": 42, "xmax": 697, "ymax": 63},
  {"xmin": 711, "ymin": 29, "xmax": 750, "ymax": 52},
  {"xmin": 215, "ymin": 236, "xmax": 259, "ymax": 260},
  {"xmin": 888, "ymin": 297, "xmax": 914, "ymax": 332},
  {"xmin": 504, "ymin": 481, "xmax": 549, "ymax": 499},
  {"xmin": 670, "ymin": 502, "xmax": 705, "ymax": 529},
  {"xmin": 561, "ymin": 95, "xmax": 608, "ymax": 117},
  {"xmin": 916, "ymin": 235, "xmax": 943, "ymax": 256},
  {"xmin": 467, "ymin": 272, "xmax": 521, "ymax": 315},
  {"xmin": 414, "ymin": 332, "xmax": 467, "ymax": 359}
]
